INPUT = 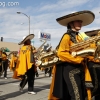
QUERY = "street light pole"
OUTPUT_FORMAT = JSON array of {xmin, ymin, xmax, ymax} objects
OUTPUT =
[
  {"xmin": 17, "ymin": 12, "xmax": 30, "ymax": 34},
  {"xmin": 29, "ymin": 16, "xmax": 30, "ymax": 35}
]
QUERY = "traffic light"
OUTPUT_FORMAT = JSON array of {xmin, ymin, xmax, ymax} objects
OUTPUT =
[{"xmin": 1, "ymin": 37, "xmax": 3, "ymax": 42}]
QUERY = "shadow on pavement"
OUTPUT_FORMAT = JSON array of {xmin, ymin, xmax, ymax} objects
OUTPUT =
[
  {"xmin": 35, "ymin": 84, "xmax": 50, "ymax": 92},
  {"xmin": 0, "ymin": 79, "xmax": 20, "ymax": 85},
  {"xmin": 0, "ymin": 89, "xmax": 27, "ymax": 100},
  {"xmin": 35, "ymin": 75, "xmax": 51, "ymax": 80},
  {"xmin": 0, "ymin": 84, "xmax": 50, "ymax": 100}
]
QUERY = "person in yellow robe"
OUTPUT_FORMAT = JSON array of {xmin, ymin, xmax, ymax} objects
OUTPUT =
[
  {"xmin": 32, "ymin": 46, "xmax": 39, "ymax": 77},
  {"xmin": 9, "ymin": 51, "xmax": 18, "ymax": 72},
  {"xmin": 48, "ymin": 10, "xmax": 95, "ymax": 100},
  {"xmin": 74, "ymin": 30, "xmax": 100, "ymax": 99},
  {"xmin": 13, "ymin": 34, "xmax": 37, "ymax": 94},
  {"xmin": 85, "ymin": 30, "xmax": 100, "ymax": 100}
]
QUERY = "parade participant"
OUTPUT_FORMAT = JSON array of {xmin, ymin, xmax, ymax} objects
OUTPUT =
[
  {"xmin": 45, "ymin": 45, "xmax": 53, "ymax": 77},
  {"xmin": 85, "ymin": 30, "xmax": 100, "ymax": 100},
  {"xmin": 2, "ymin": 51, "xmax": 9, "ymax": 79},
  {"xmin": 9, "ymin": 51, "xmax": 18, "ymax": 72},
  {"xmin": 48, "ymin": 10, "xmax": 95, "ymax": 100},
  {"xmin": 42, "ymin": 44, "xmax": 53, "ymax": 77},
  {"xmin": 30, "ymin": 42, "xmax": 39, "ymax": 78},
  {"xmin": 32, "ymin": 45, "xmax": 39, "ymax": 78},
  {"xmin": 43, "ymin": 44, "xmax": 50, "ymax": 77},
  {"xmin": 0, "ymin": 50, "xmax": 3, "ymax": 76},
  {"xmin": 87, "ymin": 59, "xmax": 100, "ymax": 100},
  {"xmin": 13, "ymin": 34, "xmax": 37, "ymax": 94}
]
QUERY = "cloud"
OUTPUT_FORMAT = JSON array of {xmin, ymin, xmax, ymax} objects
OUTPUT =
[
  {"xmin": 38, "ymin": 0, "xmax": 91, "ymax": 12},
  {"xmin": 0, "ymin": 0, "xmax": 99, "ymax": 49}
]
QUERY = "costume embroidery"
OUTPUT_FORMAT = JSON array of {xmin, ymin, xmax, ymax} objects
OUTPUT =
[
  {"xmin": 69, "ymin": 68, "xmax": 80, "ymax": 100},
  {"xmin": 21, "ymin": 46, "xmax": 31, "ymax": 54},
  {"xmin": 85, "ymin": 82, "xmax": 93, "ymax": 88}
]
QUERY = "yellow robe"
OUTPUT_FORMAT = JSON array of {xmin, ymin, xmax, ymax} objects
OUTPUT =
[
  {"xmin": 13, "ymin": 45, "xmax": 35, "ymax": 79},
  {"xmin": 2, "ymin": 53, "xmax": 7, "ymax": 61},
  {"xmin": 48, "ymin": 65, "xmax": 59, "ymax": 100},
  {"xmin": 10, "ymin": 55, "xmax": 18, "ymax": 71}
]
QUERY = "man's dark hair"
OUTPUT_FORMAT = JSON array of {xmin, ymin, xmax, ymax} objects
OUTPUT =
[
  {"xmin": 67, "ymin": 23, "xmax": 71, "ymax": 29},
  {"xmin": 24, "ymin": 39, "xmax": 30, "ymax": 45}
]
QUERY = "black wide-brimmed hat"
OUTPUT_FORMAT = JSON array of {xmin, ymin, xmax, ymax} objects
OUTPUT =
[
  {"xmin": 56, "ymin": 10, "xmax": 95, "ymax": 27},
  {"xmin": 18, "ymin": 34, "xmax": 34, "ymax": 45}
]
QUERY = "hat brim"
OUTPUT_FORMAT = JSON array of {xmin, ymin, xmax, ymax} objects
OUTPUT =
[
  {"xmin": 85, "ymin": 29, "xmax": 100, "ymax": 36},
  {"xmin": 56, "ymin": 10, "xmax": 95, "ymax": 26},
  {"xmin": 18, "ymin": 34, "xmax": 34, "ymax": 45},
  {"xmin": 8, "ymin": 51, "xmax": 18, "ymax": 56}
]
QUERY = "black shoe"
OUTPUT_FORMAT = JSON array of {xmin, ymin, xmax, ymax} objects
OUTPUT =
[
  {"xmin": 18, "ymin": 85, "xmax": 23, "ymax": 92},
  {"xmin": 35, "ymin": 72, "xmax": 39, "ymax": 77},
  {"xmin": 36, "ymin": 73, "xmax": 39, "ymax": 77}
]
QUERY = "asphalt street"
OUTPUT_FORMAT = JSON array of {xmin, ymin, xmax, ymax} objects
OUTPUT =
[
  {"xmin": 0, "ymin": 69, "xmax": 52, "ymax": 100},
  {"xmin": 0, "ymin": 69, "xmax": 95, "ymax": 100}
]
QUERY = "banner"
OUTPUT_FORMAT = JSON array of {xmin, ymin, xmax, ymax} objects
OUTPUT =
[{"xmin": 38, "ymin": 31, "xmax": 51, "ymax": 40}]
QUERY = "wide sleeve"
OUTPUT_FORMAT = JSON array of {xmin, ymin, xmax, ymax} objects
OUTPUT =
[
  {"xmin": 2, "ymin": 53, "xmax": 7, "ymax": 60},
  {"xmin": 57, "ymin": 34, "xmax": 84, "ymax": 64}
]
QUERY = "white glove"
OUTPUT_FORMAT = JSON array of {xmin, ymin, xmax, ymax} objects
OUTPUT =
[
  {"xmin": 36, "ymin": 60, "xmax": 42, "ymax": 66},
  {"xmin": 71, "ymin": 52, "xmax": 77, "ymax": 57}
]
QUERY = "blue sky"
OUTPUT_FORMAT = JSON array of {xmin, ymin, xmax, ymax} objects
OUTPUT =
[{"xmin": 0, "ymin": 0, "xmax": 100, "ymax": 48}]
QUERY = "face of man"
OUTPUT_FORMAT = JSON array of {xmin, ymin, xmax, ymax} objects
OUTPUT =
[
  {"xmin": 73, "ymin": 20, "xmax": 82, "ymax": 30},
  {"xmin": 69, "ymin": 20, "xmax": 82, "ymax": 31},
  {"xmin": 25, "ymin": 39, "xmax": 31, "ymax": 45}
]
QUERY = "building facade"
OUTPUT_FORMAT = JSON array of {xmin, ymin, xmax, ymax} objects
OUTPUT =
[{"xmin": 0, "ymin": 41, "xmax": 21, "ymax": 52}]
